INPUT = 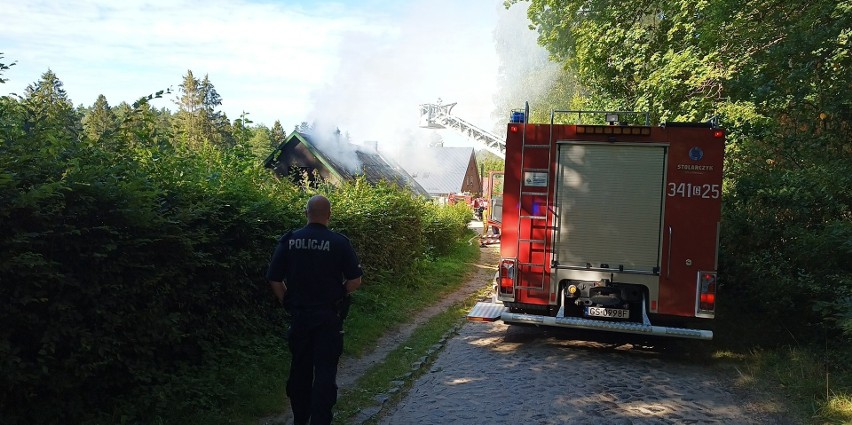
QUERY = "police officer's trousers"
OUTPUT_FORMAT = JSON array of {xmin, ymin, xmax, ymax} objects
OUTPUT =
[{"xmin": 286, "ymin": 309, "xmax": 343, "ymax": 425}]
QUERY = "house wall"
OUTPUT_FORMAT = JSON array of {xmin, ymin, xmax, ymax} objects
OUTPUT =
[{"xmin": 460, "ymin": 153, "xmax": 482, "ymax": 195}]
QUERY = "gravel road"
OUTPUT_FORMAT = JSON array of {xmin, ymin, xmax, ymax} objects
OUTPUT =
[{"xmin": 377, "ymin": 315, "xmax": 781, "ymax": 425}]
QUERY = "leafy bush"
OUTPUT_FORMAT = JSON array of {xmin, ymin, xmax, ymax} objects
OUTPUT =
[
  {"xmin": 719, "ymin": 155, "xmax": 852, "ymax": 346},
  {"xmin": 0, "ymin": 91, "xmax": 473, "ymax": 422},
  {"xmin": 422, "ymin": 202, "xmax": 473, "ymax": 257},
  {"xmin": 0, "ymin": 139, "xmax": 291, "ymax": 422},
  {"xmin": 327, "ymin": 179, "xmax": 427, "ymax": 277}
]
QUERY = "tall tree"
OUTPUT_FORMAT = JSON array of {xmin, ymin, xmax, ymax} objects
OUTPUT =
[
  {"xmin": 233, "ymin": 111, "xmax": 253, "ymax": 145},
  {"xmin": 199, "ymin": 75, "xmax": 222, "ymax": 116},
  {"xmin": 248, "ymin": 125, "xmax": 273, "ymax": 160},
  {"xmin": 174, "ymin": 70, "xmax": 206, "ymax": 148},
  {"xmin": 82, "ymin": 94, "xmax": 117, "ymax": 143},
  {"xmin": 518, "ymin": 0, "xmax": 723, "ymax": 121},
  {"xmin": 295, "ymin": 121, "xmax": 311, "ymax": 132},
  {"xmin": 175, "ymin": 70, "xmax": 215, "ymax": 149},
  {"xmin": 518, "ymin": 0, "xmax": 850, "ymax": 128},
  {"xmin": 200, "ymin": 74, "xmax": 234, "ymax": 147},
  {"xmin": 173, "ymin": 70, "xmax": 233, "ymax": 149},
  {"xmin": 271, "ymin": 120, "xmax": 286, "ymax": 147},
  {"xmin": 22, "ymin": 69, "xmax": 81, "ymax": 147}
]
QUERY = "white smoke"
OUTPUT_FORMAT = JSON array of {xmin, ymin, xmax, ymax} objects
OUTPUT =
[
  {"xmin": 491, "ymin": 2, "xmax": 561, "ymax": 128},
  {"xmin": 299, "ymin": 120, "xmax": 362, "ymax": 173},
  {"xmin": 304, "ymin": 0, "xmax": 556, "ymax": 167}
]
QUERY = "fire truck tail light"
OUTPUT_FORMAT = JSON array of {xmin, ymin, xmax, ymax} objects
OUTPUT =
[
  {"xmin": 697, "ymin": 272, "xmax": 717, "ymax": 315},
  {"xmin": 499, "ymin": 259, "xmax": 516, "ymax": 292},
  {"xmin": 713, "ymin": 130, "xmax": 725, "ymax": 138},
  {"xmin": 510, "ymin": 125, "xmax": 519, "ymax": 133}
]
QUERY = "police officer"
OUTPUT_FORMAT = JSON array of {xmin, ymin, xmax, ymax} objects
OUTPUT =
[{"xmin": 267, "ymin": 195, "xmax": 363, "ymax": 425}]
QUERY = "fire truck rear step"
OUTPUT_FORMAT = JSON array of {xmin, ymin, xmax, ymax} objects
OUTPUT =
[
  {"xmin": 501, "ymin": 311, "xmax": 713, "ymax": 340},
  {"xmin": 467, "ymin": 301, "xmax": 711, "ymax": 339},
  {"xmin": 467, "ymin": 301, "xmax": 506, "ymax": 322}
]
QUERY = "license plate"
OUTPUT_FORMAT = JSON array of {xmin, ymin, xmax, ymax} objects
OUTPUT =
[{"xmin": 585, "ymin": 306, "xmax": 630, "ymax": 319}]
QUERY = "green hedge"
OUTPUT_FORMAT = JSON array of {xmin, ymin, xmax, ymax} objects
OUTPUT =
[
  {"xmin": 0, "ymin": 111, "xmax": 467, "ymax": 423},
  {"xmin": 422, "ymin": 202, "xmax": 473, "ymax": 257},
  {"xmin": 1, "ymin": 146, "xmax": 276, "ymax": 421}
]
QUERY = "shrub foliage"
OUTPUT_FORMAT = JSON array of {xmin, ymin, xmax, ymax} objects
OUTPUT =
[{"xmin": 0, "ymin": 71, "xmax": 467, "ymax": 423}]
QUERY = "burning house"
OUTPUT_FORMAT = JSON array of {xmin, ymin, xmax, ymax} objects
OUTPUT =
[{"xmin": 263, "ymin": 131, "xmax": 429, "ymax": 197}]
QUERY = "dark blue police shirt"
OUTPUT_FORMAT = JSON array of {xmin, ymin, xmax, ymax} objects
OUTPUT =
[{"xmin": 266, "ymin": 223, "xmax": 363, "ymax": 310}]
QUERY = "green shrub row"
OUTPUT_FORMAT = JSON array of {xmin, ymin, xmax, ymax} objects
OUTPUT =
[{"xmin": 0, "ymin": 96, "xmax": 467, "ymax": 423}]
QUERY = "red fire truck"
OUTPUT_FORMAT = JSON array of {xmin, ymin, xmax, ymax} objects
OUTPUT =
[{"xmin": 468, "ymin": 105, "xmax": 724, "ymax": 340}]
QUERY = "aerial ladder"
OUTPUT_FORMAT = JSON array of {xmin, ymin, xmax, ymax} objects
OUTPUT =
[
  {"xmin": 418, "ymin": 100, "xmax": 506, "ymax": 159},
  {"xmin": 418, "ymin": 100, "xmax": 506, "ymax": 243}
]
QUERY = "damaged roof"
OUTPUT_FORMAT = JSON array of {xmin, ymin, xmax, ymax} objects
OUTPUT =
[{"xmin": 264, "ymin": 131, "xmax": 430, "ymax": 197}]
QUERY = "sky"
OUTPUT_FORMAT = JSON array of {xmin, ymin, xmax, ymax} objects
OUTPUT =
[{"xmin": 0, "ymin": 0, "xmax": 551, "ymax": 156}]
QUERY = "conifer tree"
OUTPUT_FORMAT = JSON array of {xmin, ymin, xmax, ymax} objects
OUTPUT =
[
  {"xmin": 82, "ymin": 94, "xmax": 117, "ymax": 143},
  {"xmin": 174, "ymin": 70, "xmax": 233, "ymax": 148},
  {"xmin": 22, "ymin": 69, "xmax": 81, "ymax": 147},
  {"xmin": 200, "ymin": 74, "xmax": 233, "ymax": 147},
  {"xmin": 296, "ymin": 121, "xmax": 311, "ymax": 132},
  {"xmin": 248, "ymin": 125, "xmax": 273, "ymax": 160},
  {"xmin": 271, "ymin": 120, "xmax": 286, "ymax": 147},
  {"xmin": 174, "ymin": 70, "xmax": 205, "ymax": 148},
  {"xmin": 233, "ymin": 110, "xmax": 253, "ymax": 145},
  {"xmin": 199, "ymin": 74, "xmax": 222, "ymax": 116}
]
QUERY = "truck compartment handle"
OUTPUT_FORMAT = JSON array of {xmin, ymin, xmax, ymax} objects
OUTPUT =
[{"xmin": 667, "ymin": 226, "xmax": 672, "ymax": 279}]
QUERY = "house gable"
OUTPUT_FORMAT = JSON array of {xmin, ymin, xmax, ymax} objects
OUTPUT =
[
  {"xmin": 264, "ymin": 132, "xmax": 429, "ymax": 196},
  {"xmin": 264, "ymin": 132, "xmax": 345, "ymax": 184}
]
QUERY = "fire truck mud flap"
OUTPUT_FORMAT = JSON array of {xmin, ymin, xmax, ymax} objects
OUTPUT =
[
  {"xmin": 500, "ymin": 311, "xmax": 713, "ymax": 340},
  {"xmin": 467, "ymin": 302, "xmax": 508, "ymax": 322}
]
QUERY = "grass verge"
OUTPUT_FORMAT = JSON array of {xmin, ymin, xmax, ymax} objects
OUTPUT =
[
  {"xmin": 711, "ymin": 302, "xmax": 852, "ymax": 424},
  {"xmin": 721, "ymin": 345, "xmax": 852, "ymax": 424},
  {"xmin": 342, "ymin": 237, "xmax": 481, "ymax": 358}
]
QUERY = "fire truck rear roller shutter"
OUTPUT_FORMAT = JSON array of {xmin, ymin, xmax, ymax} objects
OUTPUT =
[{"xmin": 554, "ymin": 142, "xmax": 666, "ymax": 273}]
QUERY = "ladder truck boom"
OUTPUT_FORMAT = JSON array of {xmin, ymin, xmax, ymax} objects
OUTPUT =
[{"xmin": 418, "ymin": 101, "xmax": 506, "ymax": 159}]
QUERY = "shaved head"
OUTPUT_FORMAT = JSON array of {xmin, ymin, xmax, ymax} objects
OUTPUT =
[{"xmin": 306, "ymin": 195, "xmax": 331, "ymax": 224}]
